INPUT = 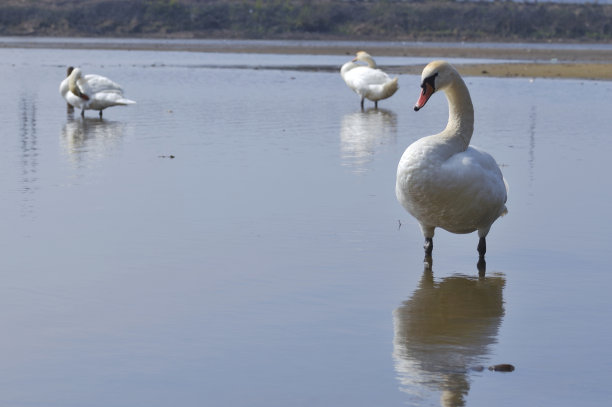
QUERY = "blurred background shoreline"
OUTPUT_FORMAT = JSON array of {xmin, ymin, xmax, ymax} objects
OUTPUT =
[
  {"xmin": 4, "ymin": 36, "xmax": 612, "ymax": 80},
  {"xmin": 4, "ymin": 0, "xmax": 612, "ymax": 79}
]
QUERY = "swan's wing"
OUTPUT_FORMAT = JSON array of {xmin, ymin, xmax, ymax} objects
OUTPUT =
[
  {"xmin": 361, "ymin": 68, "xmax": 393, "ymax": 85},
  {"xmin": 442, "ymin": 146, "xmax": 507, "ymax": 206},
  {"xmin": 342, "ymin": 67, "xmax": 364, "ymax": 93},
  {"xmin": 344, "ymin": 67, "xmax": 389, "ymax": 89},
  {"xmin": 344, "ymin": 67, "xmax": 397, "ymax": 100},
  {"xmin": 88, "ymin": 92, "xmax": 136, "ymax": 110},
  {"xmin": 79, "ymin": 74, "xmax": 124, "ymax": 95}
]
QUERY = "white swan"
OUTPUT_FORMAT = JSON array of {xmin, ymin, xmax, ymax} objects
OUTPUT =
[
  {"xmin": 59, "ymin": 67, "xmax": 135, "ymax": 118},
  {"xmin": 395, "ymin": 61, "xmax": 508, "ymax": 259},
  {"xmin": 340, "ymin": 51, "xmax": 399, "ymax": 109}
]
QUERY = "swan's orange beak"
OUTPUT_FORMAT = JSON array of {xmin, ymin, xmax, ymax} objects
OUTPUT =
[{"xmin": 414, "ymin": 82, "xmax": 434, "ymax": 111}]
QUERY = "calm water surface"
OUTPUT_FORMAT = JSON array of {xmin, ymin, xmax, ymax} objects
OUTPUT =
[{"xmin": 1, "ymin": 45, "xmax": 611, "ymax": 407}]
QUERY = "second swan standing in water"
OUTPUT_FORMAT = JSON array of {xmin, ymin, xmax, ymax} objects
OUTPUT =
[
  {"xmin": 60, "ymin": 66, "xmax": 136, "ymax": 118},
  {"xmin": 340, "ymin": 51, "xmax": 399, "ymax": 109},
  {"xmin": 396, "ymin": 61, "xmax": 508, "ymax": 260}
]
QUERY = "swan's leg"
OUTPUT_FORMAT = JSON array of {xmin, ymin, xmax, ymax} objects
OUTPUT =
[
  {"xmin": 423, "ymin": 239, "xmax": 433, "ymax": 268},
  {"xmin": 360, "ymin": 97, "xmax": 365, "ymax": 110},
  {"xmin": 477, "ymin": 237, "xmax": 486, "ymax": 258},
  {"xmin": 99, "ymin": 110, "xmax": 103, "ymax": 118},
  {"xmin": 477, "ymin": 227, "xmax": 490, "ymax": 259},
  {"xmin": 80, "ymin": 109, "xmax": 85, "ymax": 117},
  {"xmin": 424, "ymin": 237, "xmax": 433, "ymax": 256},
  {"xmin": 420, "ymin": 224, "xmax": 435, "ymax": 257},
  {"xmin": 375, "ymin": 100, "xmax": 378, "ymax": 109}
]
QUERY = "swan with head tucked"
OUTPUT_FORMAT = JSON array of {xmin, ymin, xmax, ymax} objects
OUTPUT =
[
  {"xmin": 59, "ymin": 67, "xmax": 135, "ymax": 118},
  {"xmin": 341, "ymin": 51, "xmax": 399, "ymax": 109},
  {"xmin": 395, "ymin": 61, "xmax": 508, "ymax": 260}
]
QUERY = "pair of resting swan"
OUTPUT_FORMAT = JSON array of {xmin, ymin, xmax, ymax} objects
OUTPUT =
[{"xmin": 59, "ymin": 67, "xmax": 135, "ymax": 118}]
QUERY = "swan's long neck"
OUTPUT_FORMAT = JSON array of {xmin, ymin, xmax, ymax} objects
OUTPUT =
[
  {"xmin": 68, "ymin": 71, "xmax": 79, "ymax": 95},
  {"xmin": 363, "ymin": 56, "xmax": 377, "ymax": 68},
  {"xmin": 442, "ymin": 76, "xmax": 474, "ymax": 150},
  {"xmin": 340, "ymin": 61, "xmax": 356, "ymax": 79}
]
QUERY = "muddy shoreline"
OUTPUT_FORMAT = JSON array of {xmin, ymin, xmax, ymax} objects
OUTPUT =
[{"xmin": 4, "ymin": 38, "xmax": 612, "ymax": 80}]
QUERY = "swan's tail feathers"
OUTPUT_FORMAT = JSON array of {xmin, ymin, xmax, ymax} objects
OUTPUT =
[
  {"xmin": 117, "ymin": 98, "xmax": 136, "ymax": 105},
  {"xmin": 383, "ymin": 77, "xmax": 399, "ymax": 99},
  {"xmin": 500, "ymin": 177, "xmax": 509, "ymax": 217}
]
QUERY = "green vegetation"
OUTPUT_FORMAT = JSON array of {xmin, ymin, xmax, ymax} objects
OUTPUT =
[{"xmin": 2, "ymin": 0, "xmax": 612, "ymax": 41}]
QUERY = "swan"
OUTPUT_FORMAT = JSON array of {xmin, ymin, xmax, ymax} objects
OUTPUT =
[
  {"xmin": 395, "ymin": 61, "xmax": 508, "ymax": 260},
  {"xmin": 59, "ymin": 67, "xmax": 135, "ymax": 118},
  {"xmin": 340, "ymin": 51, "xmax": 399, "ymax": 109}
]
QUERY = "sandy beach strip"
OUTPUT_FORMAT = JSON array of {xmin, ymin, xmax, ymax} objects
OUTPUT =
[
  {"xmin": 392, "ymin": 62, "xmax": 612, "ymax": 81},
  {"xmin": 4, "ymin": 37, "xmax": 612, "ymax": 80}
]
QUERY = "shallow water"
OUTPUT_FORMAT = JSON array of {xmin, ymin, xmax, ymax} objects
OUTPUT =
[{"xmin": 1, "ymin": 45, "xmax": 611, "ymax": 407}]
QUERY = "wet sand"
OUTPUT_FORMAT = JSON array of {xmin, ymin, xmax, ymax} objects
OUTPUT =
[
  {"xmin": 210, "ymin": 41, "xmax": 612, "ymax": 80},
  {"xmin": 393, "ymin": 62, "xmax": 612, "ymax": 80},
  {"xmin": 5, "ymin": 38, "xmax": 612, "ymax": 80}
]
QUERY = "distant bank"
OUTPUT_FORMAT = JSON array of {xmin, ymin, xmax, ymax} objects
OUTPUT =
[
  {"xmin": 2, "ymin": 0, "xmax": 612, "ymax": 42},
  {"xmin": 3, "ymin": 37, "xmax": 612, "ymax": 81}
]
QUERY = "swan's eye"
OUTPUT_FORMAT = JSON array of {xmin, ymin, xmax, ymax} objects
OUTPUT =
[{"xmin": 421, "ymin": 73, "xmax": 438, "ymax": 94}]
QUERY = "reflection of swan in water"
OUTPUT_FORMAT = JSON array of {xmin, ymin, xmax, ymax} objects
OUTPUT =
[
  {"xmin": 60, "ymin": 117, "xmax": 127, "ymax": 169},
  {"xmin": 340, "ymin": 108, "xmax": 397, "ymax": 173},
  {"xmin": 19, "ymin": 95, "xmax": 38, "ymax": 217},
  {"xmin": 393, "ymin": 264, "xmax": 505, "ymax": 406}
]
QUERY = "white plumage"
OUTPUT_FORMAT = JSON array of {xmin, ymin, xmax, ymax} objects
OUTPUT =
[
  {"xmin": 340, "ymin": 51, "xmax": 399, "ymax": 109},
  {"xmin": 396, "ymin": 61, "xmax": 507, "ymax": 259},
  {"xmin": 59, "ymin": 67, "xmax": 135, "ymax": 118}
]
